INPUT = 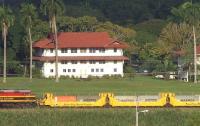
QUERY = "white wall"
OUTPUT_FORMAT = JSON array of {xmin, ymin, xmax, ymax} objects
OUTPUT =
[
  {"xmin": 197, "ymin": 55, "xmax": 200, "ymax": 65},
  {"xmin": 42, "ymin": 61, "xmax": 124, "ymax": 78},
  {"xmin": 39, "ymin": 48, "xmax": 123, "ymax": 57},
  {"xmin": 35, "ymin": 48, "xmax": 126, "ymax": 78}
]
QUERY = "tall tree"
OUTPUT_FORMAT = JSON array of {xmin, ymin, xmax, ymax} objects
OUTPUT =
[
  {"xmin": 171, "ymin": 2, "xmax": 200, "ymax": 83},
  {"xmin": 20, "ymin": 3, "xmax": 37, "ymax": 80},
  {"xmin": 0, "ymin": 6, "xmax": 14, "ymax": 83},
  {"xmin": 40, "ymin": 0, "xmax": 64, "ymax": 83},
  {"xmin": 157, "ymin": 22, "xmax": 193, "ymax": 55}
]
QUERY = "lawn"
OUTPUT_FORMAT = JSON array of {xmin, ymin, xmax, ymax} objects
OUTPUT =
[
  {"xmin": 1, "ymin": 76, "xmax": 200, "ymax": 126},
  {"xmin": 0, "ymin": 76, "xmax": 200, "ymax": 97},
  {"xmin": 0, "ymin": 108, "xmax": 200, "ymax": 126}
]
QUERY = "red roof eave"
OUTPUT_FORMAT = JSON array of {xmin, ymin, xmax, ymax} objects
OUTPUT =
[
  {"xmin": 33, "ymin": 45, "xmax": 128, "ymax": 49},
  {"xmin": 197, "ymin": 45, "xmax": 200, "ymax": 54},
  {"xmin": 33, "ymin": 56, "xmax": 129, "ymax": 62}
]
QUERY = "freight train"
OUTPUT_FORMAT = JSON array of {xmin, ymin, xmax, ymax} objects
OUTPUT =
[{"xmin": 1, "ymin": 89, "xmax": 200, "ymax": 108}]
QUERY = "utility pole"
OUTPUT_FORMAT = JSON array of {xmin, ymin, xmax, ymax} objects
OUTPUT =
[
  {"xmin": 29, "ymin": 16, "xmax": 32, "ymax": 80},
  {"xmin": 193, "ymin": 26, "xmax": 197, "ymax": 83},
  {"xmin": 3, "ymin": 23, "xmax": 6, "ymax": 83},
  {"xmin": 136, "ymin": 96, "xmax": 138, "ymax": 126},
  {"xmin": 135, "ymin": 95, "xmax": 149, "ymax": 126},
  {"xmin": 53, "ymin": 15, "xmax": 59, "ymax": 83}
]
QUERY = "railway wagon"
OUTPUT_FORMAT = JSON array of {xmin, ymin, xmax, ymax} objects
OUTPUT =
[
  {"xmin": 108, "ymin": 93, "xmax": 169, "ymax": 107},
  {"xmin": 40, "ymin": 93, "xmax": 109, "ymax": 107},
  {"xmin": 2, "ymin": 90, "xmax": 200, "ymax": 108},
  {"xmin": 0, "ymin": 90, "xmax": 37, "ymax": 107},
  {"xmin": 169, "ymin": 93, "xmax": 200, "ymax": 107}
]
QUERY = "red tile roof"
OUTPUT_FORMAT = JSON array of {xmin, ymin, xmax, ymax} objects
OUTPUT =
[
  {"xmin": 33, "ymin": 32, "xmax": 128, "ymax": 49},
  {"xmin": 197, "ymin": 45, "xmax": 200, "ymax": 54},
  {"xmin": 172, "ymin": 50, "xmax": 185, "ymax": 56},
  {"xmin": 33, "ymin": 56, "xmax": 129, "ymax": 61},
  {"xmin": 174, "ymin": 46, "xmax": 200, "ymax": 56}
]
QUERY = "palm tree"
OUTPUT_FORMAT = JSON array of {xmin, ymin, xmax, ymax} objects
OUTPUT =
[
  {"xmin": 0, "ymin": 6, "xmax": 14, "ymax": 83},
  {"xmin": 20, "ymin": 3, "xmax": 37, "ymax": 80},
  {"xmin": 40, "ymin": 0, "xmax": 64, "ymax": 83}
]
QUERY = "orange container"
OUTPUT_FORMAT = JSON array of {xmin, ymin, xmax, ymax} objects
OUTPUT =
[{"xmin": 55, "ymin": 96, "xmax": 77, "ymax": 102}]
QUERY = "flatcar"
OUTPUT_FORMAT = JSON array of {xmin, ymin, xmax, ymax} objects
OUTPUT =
[
  {"xmin": 39, "ymin": 93, "xmax": 109, "ymax": 107},
  {"xmin": 109, "ymin": 93, "xmax": 168, "ymax": 107},
  {"xmin": 168, "ymin": 93, "xmax": 200, "ymax": 107}
]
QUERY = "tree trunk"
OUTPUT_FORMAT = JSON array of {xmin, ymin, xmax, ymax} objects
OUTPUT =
[
  {"xmin": 193, "ymin": 26, "xmax": 197, "ymax": 83},
  {"xmin": 23, "ymin": 63, "xmax": 27, "ymax": 77},
  {"xmin": 28, "ymin": 16, "xmax": 33, "ymax": 80},
  {"xmin": 3, "ymin": 23, "xmax": 6, "ymax": 83},
  {"xmin": 53, "ymin": 15, "xmax": 59, "ymax": 83}
]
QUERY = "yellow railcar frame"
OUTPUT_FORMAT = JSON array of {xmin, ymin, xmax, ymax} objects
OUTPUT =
[
  {"xmin": 40, "ymin": 92, "xmax": 200, "ymax": 107},
  {"xmin": 40, "ymin": 93, "xmax": 109, "ymax": 107},
  {"xmin": 108, "ymin": 93, "xmax": 168, "ymax": 107},
  {"xmin": 169, "ymin": 93, "xmax": 200, "ymax": 107}
]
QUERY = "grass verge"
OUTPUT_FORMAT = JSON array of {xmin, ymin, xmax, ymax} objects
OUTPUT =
[
  {"xmin": 0, "ymin": 108, "xmax": 199, "ymax": 126},
  {"xmin": 0, "ymin": 76, "xmax": 200, "ymax": 97}
]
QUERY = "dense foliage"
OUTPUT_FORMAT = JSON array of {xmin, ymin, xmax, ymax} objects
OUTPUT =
[{"xmin": 0, "ymin": 0, "xmax": 199, "ymax": 75}]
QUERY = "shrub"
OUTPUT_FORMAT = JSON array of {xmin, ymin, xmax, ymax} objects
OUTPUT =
[
  {"xmin": 124, "ymin": 65, "xmax": 134, "ymax": 73},
  {"xmin": 32, "ymin": 67, "xmax": 43, "ymax": 78},
  {"xmin": 124, "ymin": 73, "xmax": 134, "ymax": 78},
  {"xmin": 110, "ymin": 74, "xmax": 123, "ymax": 79},
  {"xmin": 102, "ymin": 75, "xmax": 110, "ymax": 79},
  {"xmin": 60, "ymin": 75, "xmax": 70, "ymax": 79}
]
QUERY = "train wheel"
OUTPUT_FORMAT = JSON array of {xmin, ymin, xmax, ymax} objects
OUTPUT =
[
  {"xmin": 164, "ymin": 103, "xmax": 173, "ymax": 107},
  {"xmin": 103, "ymin": 95, "xmax": 111, "ymax": 108},
  {"xmin": 103, "ymin": 103, "xmax": 112, "ymax": 108}
]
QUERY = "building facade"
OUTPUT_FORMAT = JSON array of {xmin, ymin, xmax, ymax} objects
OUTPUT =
[{"xmin": 33, "ymin": 32, "xmax": 128, "ymax": 78}]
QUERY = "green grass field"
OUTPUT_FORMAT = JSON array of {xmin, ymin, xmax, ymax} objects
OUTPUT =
[
  {"xmin": 0, "ymin": 108, "xmax": 200, "ymax": 126},
  {"xmin": 0, "ymin": 76, "xmax": 200, "ymax": 97},
  {"xmin": 0, "ymin": 76, "xmax": 200, "ymax": 126}
]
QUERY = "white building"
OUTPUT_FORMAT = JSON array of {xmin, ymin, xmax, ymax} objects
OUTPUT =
[{"xmin": 33, "ymin": 32, "xmax": 128, "ymax": 78}]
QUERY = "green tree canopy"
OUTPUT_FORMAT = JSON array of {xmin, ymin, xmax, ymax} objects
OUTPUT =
[
  {"xmin": 0, "ymin": 7, "xmax": 14, "ymax": 32},
  {"xmin": 157, "ymin": 22, "xmax": 193, "ymax": 56},
  {"xmin": 20, "ymin": 3, "xmax": 37, "ymax": 28},
  {"xmin": 171, "ymin": 2, "xmax": 200, "ymax": 25}
]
